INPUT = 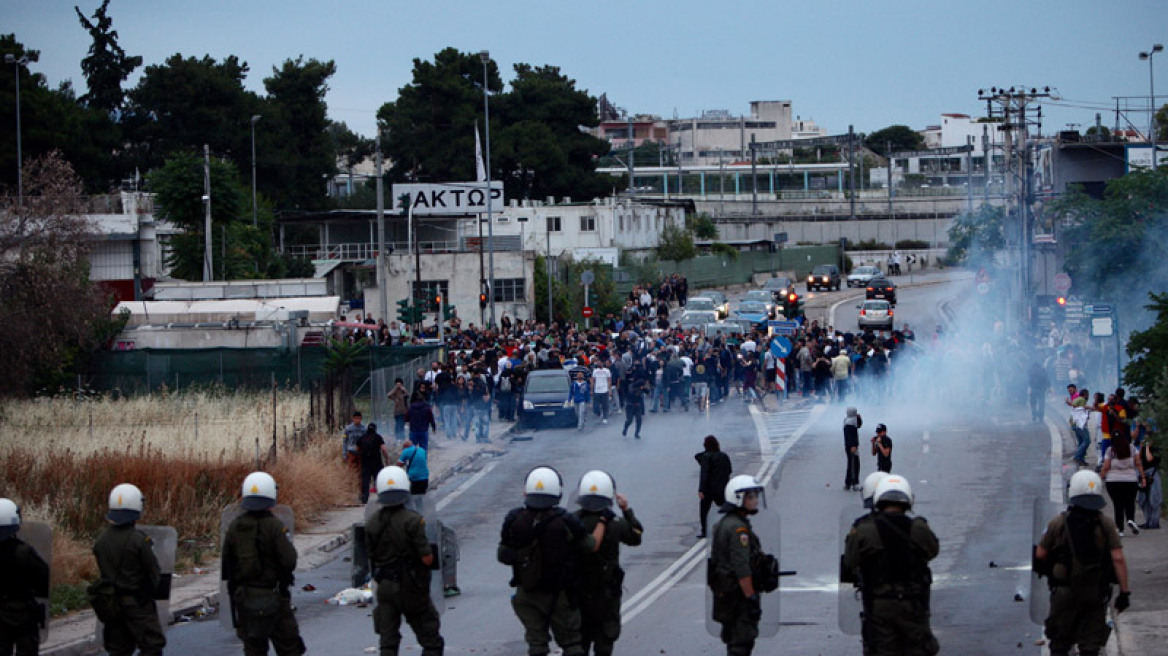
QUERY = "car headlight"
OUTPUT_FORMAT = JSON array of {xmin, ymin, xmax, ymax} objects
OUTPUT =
[
  {"xmin": 807, "ymin": 276, "xmax": 814, "ymax": 282},
  {"xmin": 523, "ymin": 400, "xmax": 534, "ymax": 410},
  {"xmin": 562, "ymin": 399, "xmax": 573, "ymax": 408}
]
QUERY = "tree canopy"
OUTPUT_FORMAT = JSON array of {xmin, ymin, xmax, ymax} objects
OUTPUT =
[
  {"xmin": 864, "ymin": 125, "xmax": 925, "ymax": 153},
  {"xmin": 1124, "ymin": 292, "xmax": 1168, "ymax": 397},
  {"xmin": 945, "ymin": 204, "xmax": 1006, "ymax": 265},
  {"xmin": 74, "ymin": 0, "xmax": 141, "ymax": 113}
]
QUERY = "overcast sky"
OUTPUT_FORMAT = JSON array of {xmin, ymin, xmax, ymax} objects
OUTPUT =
[{"xmin": 6, "ymin": 0, "xmax": 1167, "ymax": 140}]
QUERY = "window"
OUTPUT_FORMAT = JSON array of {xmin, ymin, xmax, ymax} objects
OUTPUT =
[
  {"xmin": 547, "ymin": 216, "xmax": 562, "ymax": 232},
  {"xmin": 579, "ymin": 215, "xmax": 596, "ymax": 232},
  {"xmin": 492, "ymin": 278, "xmax": 525, "ymax": 302}
]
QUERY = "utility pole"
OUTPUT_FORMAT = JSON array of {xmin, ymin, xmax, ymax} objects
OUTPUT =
[
  {"xmin": 375, "ymin": 133, "xmax": 387, "ymax": 324},
  {"xmin": 203, "ymin": 145, "xmax": 213, "ymax": 281},
  {"xmin": 965, "ymin": 135, "xmax": 974, "ymax": 212},
  {"xmin": 627, "ymin": 116, "xmax": 636, "ymax": 195},
  {"xmin": 848, "ymin": 125, "xmax": 856, "ymax": 222},
  {"xmin": 886, "ymin": 140, "xmax": 893, "ymax": 215},
  {"xmin": 750, "ymin": 134, "xmax": 758, "ymax": 215}
]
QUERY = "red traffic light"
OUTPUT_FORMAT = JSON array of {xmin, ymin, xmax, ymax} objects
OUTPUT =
[
  {"xmin": 788, "ymin": 293, "xmax": 798, "ymax": 302},
  {"xmin": 435, "ymin": 295, "xmax": 442, "ymax": 305},
  {"xmin": 1056, "ymin": 296, "xmax": 1067, "ymax": 306}
]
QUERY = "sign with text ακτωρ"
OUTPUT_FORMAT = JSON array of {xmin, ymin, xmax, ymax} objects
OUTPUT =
[{"xmin": 394, "ymin": 182, "xmax": 504, "ymax": 215}]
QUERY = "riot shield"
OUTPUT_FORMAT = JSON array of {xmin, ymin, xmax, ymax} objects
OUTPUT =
[
  {"xmin": 359, "ymin": 494, "xmax": 446, "ymax": 615},
  {"xmin": 15, "ymin": 521, "xmax": 51, "ymax": 641},
  {"xmin": 1030, "ymin": 499, "xmax": 1064, "ymax": 624},
  {"xmin": 218, "ymin": 504, "xmax": 295, "ymax": 630},
  {"xmin": 704, "ymin": 510, "xmax": 783, "ymax": 637},
  {"xmin": 837, "ymin": 508, "xmax": 869, "ymax": 634},
  {"xmin": 351, "ymin": 523, "xmax": 370, "ymax": 588},
  {"xmin": 94, "ymin": 524, "xmax": 176, "ymax": 641}
]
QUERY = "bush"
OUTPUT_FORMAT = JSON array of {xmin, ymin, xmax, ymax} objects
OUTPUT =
[
  {"xmin": 845, "ymin": 239, "xmax": 892, "ymax": 251},
  {"xmin": 710, "ymin": 242, "xmax": 739, "ymax": 260},
  {"xmin": 895, "ymin": 239, "xmax": 930, "ymax": 250}
]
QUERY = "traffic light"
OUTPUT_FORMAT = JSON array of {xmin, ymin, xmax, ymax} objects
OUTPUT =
[
  {"xmin": 1056, "ymin": 296, "xmax": 1067, "ymax": 307},
  {"xmin": 479, "ymin": 280, "xmax": 490, "ymax": 308},
  {"xmin": 431, "ymin": 294, "xmax": 442, "ymax": 313},
  {"xmin": 395, "ymin": 298, "xmax": 412, "ymax": 324},
  {"xmin": 443, "ymin": 298, "xmax": 457, "ymax": 322},
  {"xmin": 784, "ymin": 292, "xmax": 804, "ymax": 319}
]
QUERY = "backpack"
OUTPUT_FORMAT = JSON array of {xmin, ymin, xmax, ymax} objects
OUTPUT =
[
  {"xmin": 509, "ymin": 509, "xmax": 566, "ymax": 592},
  {"xmin": 1057, "ymin": 511, "xmax": 1117, "ymax": 599}
]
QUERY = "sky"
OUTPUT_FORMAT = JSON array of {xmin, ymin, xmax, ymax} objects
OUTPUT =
[{"xmin": 5, "ymin": 0, "xmax": 1168, "ymax": 140}]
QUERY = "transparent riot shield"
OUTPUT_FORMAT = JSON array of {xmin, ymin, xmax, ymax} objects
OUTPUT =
[
  {"xmin": 15, "ymin": 521, "xmax": 51, "ymax": 641},
  {"xmin": 218, "ymin": 504, "xmax": 295, "ymax": 630},
  {"xmin": 838, "ymin": 509, "xmax": 870, "ymax": 634},
  {"xmin": 94, "ymin": 524, "xmax": 176, "ymax": 641},
  {"xmin": 705, "ymin": 509, "xmax": 784, "ymax": 637},
  {"xmin": 359, "ymin": 494, "xmax": 445, "ymax": 615},
  {"xmin": 1030, "ymin": 499, "xmax": 1064, "ymax": 624}
]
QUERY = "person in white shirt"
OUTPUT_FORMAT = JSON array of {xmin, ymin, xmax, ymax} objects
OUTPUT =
[
  {"xmin": 591, "ymin": 362, "xmax": 613, "ymax": 423},
  {"xmin": 741, "ymin": 338, "xmax": 757, "ymax": 354}
]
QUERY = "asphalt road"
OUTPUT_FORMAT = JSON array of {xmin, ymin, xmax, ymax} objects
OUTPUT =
[{"xmin": 163, "ymin": 275, "xmax": 1055, "ymax": 655}]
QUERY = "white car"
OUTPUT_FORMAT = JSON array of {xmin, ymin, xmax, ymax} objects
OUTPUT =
[
  {"xmin": 857, "ymin": 300, "xmax": 894, "ymax": 331},
  {"xmin": 848, "ymin": 265, "xmax": 882, "ymax": 288}
]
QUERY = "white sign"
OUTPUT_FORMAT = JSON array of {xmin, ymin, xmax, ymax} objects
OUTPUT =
[
  {"xmin": 1091, "ymin": 317, "xmax": 1114, "ymax": 337},
  {"xmin": 393, "ymin": 182, "xmax": 504, "ymax": 215},
  {"xmin": 1126, "ymin": 144, "xmax": 1164, "ymax": 171},
  {"xmin": 1053, "ymin": 273, "xmax": 1071, "ymax": 293}
]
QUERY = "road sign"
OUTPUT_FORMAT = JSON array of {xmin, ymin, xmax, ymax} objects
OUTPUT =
[
  {"xmin": 773, "ymin": 232, "xmax": 788, "ymax": 244},
  {"xmin": 1053, "ymin": 273, "xmax": 1071, "ymax": 293},
  {"xmin": 1091, "ymin": 317, "xmax": 1114, "ymax": 337},
  {"xmin": 392, "ymin": 181, "xmax": 504, "ymax": 215},
  {"xmin": 977, "ymin": 282, "xmax": 991, "ymax": 295},
  {"xmin": 582, "ymin": 306, "xmax": 594, "ymax": 318},
  {"xmin": 1088, "ymin": 304, "xmax": 1112, "ymax": 315},
  {"xmin": 976, "ymin": 267, "xmax": 991, "ymax": 284},
  {"xmin": 767, "ymin": 320, "xmax": 798, "ymax": 336},
  {"xmin": 580, "ymin": 270, "xmax": 595, "ymax": 286},
  {"xmin": 770, "ymin": 336, "xmax": 793, "ymax": 358}
]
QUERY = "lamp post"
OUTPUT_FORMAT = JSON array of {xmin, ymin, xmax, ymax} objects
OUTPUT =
[
  {"xmin": 479, "ymin": 50, "xmax": 497, "ymax": 329},
  {"xmin": 517, "ymin": 215, "xmax": 528, "ymax": 320},
  {"xmin": 5, "ymin": 54, "xmax": 28, "ymax": 207},
  {"xmin": 250, "ymin": 115, "xmax": 261, "ymax": 225},
  {"xmin": 1139, "ymin": 44, "xmax": 1164, "ymax": 169}
]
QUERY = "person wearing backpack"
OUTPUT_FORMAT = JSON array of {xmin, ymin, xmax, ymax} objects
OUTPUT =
[
  {"xmin": 222, "ymin": 472, "xmax": 305, "ymax": 656},
  {"xmin": 365, "ymin": 466, "xmax": 444, "ymax": 656},
  {"xmin": 92, "ymin": 483, "xmax": 166, "ymax": 656},
  {"xmin": 572, "ymin": 472, "xmax": 644, "ymax": 656},
  {"xmin": 497, "ymin": 467, "xmax": 606, "ymax": 656},
  {"xmin": 1034, "ymin": 470, "xmax": 1131, "ymax": 656}
]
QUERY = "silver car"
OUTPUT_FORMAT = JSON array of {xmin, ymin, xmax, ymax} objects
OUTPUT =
[
  {"xmin": 847, "ymin": 265, "xmax": 882, "ymax": 288},
  {"xmin": 704, "ymin": 291, "xmax": 730, "ymax": 318},
  {"xmin": 857, "ymin": 299, "xmax": 894, "ymax": 331}
]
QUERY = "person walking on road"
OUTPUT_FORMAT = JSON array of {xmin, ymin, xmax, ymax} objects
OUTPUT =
[
  {"xmin": 621, "ymin": 376, "xmax": 647, "ymax": 439},
  {"xmin": 357, "ymin": 424, "xmax": 389, "ymax": 504},
  {"xmin": 1070, "ymin": 389, "xmax": 1092, "ymax": 466},
  {"xmin": 591, "ymin": 361, "xmax": 612, "ymax": 424},
  {"xmin": 365, "ymin": 466, "xmax": 444, "ymax": 656},
  {"xmin": 709, "ymin": 475, "xmax": 774, "ymax": 656},
  {"xmin": 695, "ymin": 436, "xmax": 732, "ymax": 539},
  {"xmin": 343, "ymin": 411, "xmax": 366, "ymax": 470},
  {"xmin": 1033, "ymin": 470, "xmax": 1131, "ymax": 656},
  {"xmin": 832, "ymin": 349, "xmax": 853, "ymax": 402},
  {"xmin": 571, "ymin": 370, "xmax": 592, "ymax": 430},
  {"xmin": 497, "ymin": 467, "xmax": 606, "ymax": 656},
  {"xmin": 93, "ymin": 484, "xmax": 167, "ymax": 656},
  {"xmin": 1028, "ymin": 360, "xmax": 1051, "ymax": 422},
  {"xmin": 397, "ymin": 440, "xmax": 430, "ymax": 497},
  {"xmin": 871, "ymin": 424, "xmax": 893, "ymax": 474},
  {"xmin": 405, "ymin": 393, "xmax": 436, "ymax": 451},
  {"xmin": 572, "ymin": 472, "xmax": 644, "ymax": 656},
  {"xmin": 387, "ymin": 380, "xmax": 409, "ymax": 442},
  {"xmin": 843, "ymin": 408, "xmax": 863, "ymax": 491},
  {"xmin": 843, "ymin": 475, "xmax": 939, "ymax": 656},
  {"xmin": 1101, "ymin": 431, "xmax": 1146, "ymax": 536},
  {"xmin": 222, "ymin": 473, "xmax": 305, "ymax": 656}
]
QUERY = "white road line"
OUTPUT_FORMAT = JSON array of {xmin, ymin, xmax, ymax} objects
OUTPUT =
[
  {"xmin": 922, "ymin": 430, "xmax": 930, "ymax": 454},
  {"xmin": 435, "ymin": 460, "xmax": 499, "ymax": 512},
  {"xmin": 1042, "ymin": 417, "xmax": 1065, "ymax": 504}
]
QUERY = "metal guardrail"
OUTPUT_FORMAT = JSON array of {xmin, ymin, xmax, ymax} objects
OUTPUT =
[{"xmin": 284, "ymin": 237, "xmax": 520, "ymax": 261}]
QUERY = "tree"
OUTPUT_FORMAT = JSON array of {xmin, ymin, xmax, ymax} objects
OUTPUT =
[
  {"xmin": 261, "ymin": 57, "xmax": 338, "ymax": 210},
  {"xmin": 657, "ymin": 223, "xmax": 697, "ymax": 262},
  {"xmin": 1124, "ymin": 292, "xmax": 1168, "ymax": 397},
  {"xmin": 689, "ymin": 212, "xmax": 718, "ymax": 240},
  {"xmin": 945, "ymin": 204, "xmax": 1006, "ymax": 264},
  {"xmin": 0, "ymin": 152, "xmax": 126, "ymax": 395},
  {"xmin": 864, "ymin": 125, "xmax": 925, "ymax": 153},
  {"xmin": 74, "ymin": 0, "xmax": 142, "ymax": 113}
]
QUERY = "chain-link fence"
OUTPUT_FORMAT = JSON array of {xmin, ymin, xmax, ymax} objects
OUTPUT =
[{"xmin": 367, "ymin": 353, "xmax": 437, "ymax": 427}]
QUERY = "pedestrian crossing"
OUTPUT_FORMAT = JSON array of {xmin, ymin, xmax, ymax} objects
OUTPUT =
[{"xmin": 762, "ymin": 408, "xmax": 816, "ymax": 449}]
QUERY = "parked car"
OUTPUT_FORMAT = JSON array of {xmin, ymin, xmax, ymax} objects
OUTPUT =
[
  {"xmin": 807, "ymin": 264, "xmax": 842, "ymax": 292},
  {"xmin": 743, "ymin": 290, "xmax": 778, "ymax": 317},
  {"xmin": 518, "ymin": 369, "xmax": 573, "ymax": 428},
  {"xmin": 865, "ymin": 277, "xmax": 897, "ymax": 304},
  {"xmin": 704, "ymin": 291, "xmax": 730, "ymax": 318},
  {"xmin": 733, "ymin": 301, "xmax": 771, "ymax": 326},
  {"xmin": 847, "ymin": 265, "xmax": 882, "ymax": 288},
  {"xmin": 857, "ymin": 299, "xmax": 894, "ymax": 331}
]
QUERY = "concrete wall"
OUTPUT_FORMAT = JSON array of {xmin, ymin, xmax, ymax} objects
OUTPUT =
[{"xmin": 714, "ymin": 216, "xmax": 955, "ymax": 248}]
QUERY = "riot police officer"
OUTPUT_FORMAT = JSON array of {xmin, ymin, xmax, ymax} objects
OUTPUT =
[
  {"xmin": 843, "ymin": 475, "xmax": 939, "ymax": 656},
  {"xmin": 1033, "ymin": 470, "xmax": 1130, "ymax": 656},
  {"xmin": 708, "ymin": 475, "xmax": 769, "ymax": 656},
  {"xmin": 222, "ymin": 472, "xmax": 305, "ymax": 656},
  {"xmin": 839, "ymin": 471, "xmax": 890, "ymax": 651},
  {"xmin": 365, "ymin": 466, "xmax": 444, "ymax": 656},
  {"xmin": 572, "ymin": 471, "xmax": 643, "ymax": 656},
  {"xmin": 0, "ymin": 499, "xmax": 49, "ymax": 656},
  {"xmin": 93, "ymin": 484, "xmax": 166, "ymax": 656},
  {"xmin": 498, "ymin": 466, "xmax": 606, "ymax": 656}
]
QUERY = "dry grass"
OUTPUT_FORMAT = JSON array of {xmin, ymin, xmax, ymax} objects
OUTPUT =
[{"xmin": 0, "ymin": 391, "xmax": 352, "ymax": 592}]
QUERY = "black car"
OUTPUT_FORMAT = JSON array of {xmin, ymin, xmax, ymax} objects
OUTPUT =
[
  {"xmin": 865, "ymin": 277, "xmax": 897, "ymax": 304},
  {"xmin": 807, "ymin": 264, "xmax": 841, "ymax": 292},
  {"xmin": 518, "ymin": 369, "xmax": 574, "ymax": 428}
]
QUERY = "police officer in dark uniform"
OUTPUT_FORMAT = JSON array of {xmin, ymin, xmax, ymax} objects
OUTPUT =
[
  {"xmin": 0, "ymin": 498, "xmax": 49, "ymax": 656},
  {"xmin": 1034, "ymin": 470, "xmax": 1130, "ymax": 656},
  {"xmin": 572, "ymin": 471, "xmax": 643, "ymax": 656},
  {"xmin": 843, "ymin": 475, "xmax": 939, "ymax": 656},
  {"xmin": 498, "ymin": 466, "xmax": 606, "ymax": 656},
  {"xmin": 93, "ymin": 484, "xmax": 166, "ymax": 656},
  {"xmin": 222, "ymin": 472, "xmax": 305, "ymax": 656},
  {"xmin": 708, "ymin": 475, "xmax": 768, "ymax": 656},
  {"xmin": 365, "ymin": 465, "xmax": 444, "ymax": 656}
]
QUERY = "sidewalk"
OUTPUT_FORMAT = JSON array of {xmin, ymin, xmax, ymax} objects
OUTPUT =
[
  {"xmin": 42, "ymin": 418, "xmax": 515, "ymax": 656},
  {"xmin": 1046, "ymin": 403, "xmax": 1166, "ymax": 656}
]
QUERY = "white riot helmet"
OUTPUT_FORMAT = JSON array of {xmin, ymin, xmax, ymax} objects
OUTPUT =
[
  {"xmin": 108, "ymin": 483, "xmax": 144, "ymax": 525},
  {"xmin": 724, "ymin": 475, "xmax": 765, "ymax": 512},
  {"xmin": 862, "ymin": 471, "xmax": 890, "ymax": 509},
  {"xmin": 873, "ymin": 475, "xmax": 914, "ymax": 509},
  {"xmin": 1068, "ymin": 470, "xmax": 1106, "ymax": 511},
  {"xmin": 375, "ymin": 466, "xmax": 411, "ymax": 506},
  {"xmin": 524, "ymin": 466, "xmax": 563, "ymax": 509},
  {"xmin": 0, "ymin": 498, "xmax": 20, "ymax": 540},
  {"xmin": 241, "ymin": 472, "xmax": 278, "ymax": 511},
  {"xmin": 576, "ymin": 470, "xmax": 615, "ymax": 512}
]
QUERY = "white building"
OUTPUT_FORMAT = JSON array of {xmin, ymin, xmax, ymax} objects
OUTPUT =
[
  {"xmin": 82, "ymin": 192, "xmax": 177, "ymax": 302},
  {"xmin": 670, "ymin": 101, "xmax": 794, "ymax": 166}
]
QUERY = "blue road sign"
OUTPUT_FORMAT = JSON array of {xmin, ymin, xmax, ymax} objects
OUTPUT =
[
  {"xmin": 770, "ymin": 336, "xmax": 793, "ymax": 359},
  {"xmin": 1088, "ymin": 304, "xmax": 1112, "ymax": 315}
]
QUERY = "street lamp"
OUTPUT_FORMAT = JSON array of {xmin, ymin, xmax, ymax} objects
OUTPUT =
[
  {"xmin": 1139, "ymin": 44, "xmax": 1163, "ymax": 169},
  {"xmin": 479, "ymin": 50, "xmax": 497, "ymax": 329},
  {"xmin": 5, "ymin": 54, "xmax": 29, "ymax": 207},
  {"xmin": 250, "ymin": 114, "xmax": 261, "ymax": 225}
]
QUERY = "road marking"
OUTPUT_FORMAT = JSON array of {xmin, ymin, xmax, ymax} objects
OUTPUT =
[
  {"xmin": 1042, "ymin": 417, "xmax": 1064, "ymax": 504},
  {"xmin": 435, "ymin": 460, "xmax": 499, "ymax": 512}
]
